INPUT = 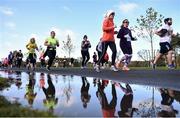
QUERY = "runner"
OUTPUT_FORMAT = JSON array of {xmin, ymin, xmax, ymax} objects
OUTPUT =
[
  {"xmin": 39, "ymin": 48, "xmax": 46, "ymax": 68},
  {"xmin": 16, "ymin": 50, "xmax": 23, "ymax": 68},
  {"xmin": 26, "ymin": 37, "xmax": 39, "ymax": 71},
  {"xmin": 92, "ymin": 52, "xmax": 98, "ymax": 68},
  {"xmin": 96, "ymin": 38, "xmax": 109, "ymax": 69},
  {"xmin": 117, "ymin": 19, "xmax": 136, "ymax": 71},
  {"xmin": 95, "ymin": 10, "xmax": 118, "ymax": 72},
  {"xmin": 152, "ymin": 18, "xmax": 175, "ymax": 69},
  {"xmin": 8, "ymin": 51, "xmax": 13, "ymax": 68},
  {"xmin": 44, "ymin": 31, "xmax": 59, "ymax": 71},
  {"xmin": 81, "ymin": 35, "xmax": 91, "ymax": 68}
]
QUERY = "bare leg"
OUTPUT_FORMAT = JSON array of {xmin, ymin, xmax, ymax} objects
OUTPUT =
[
  {"xmin": 166, "ymin": 50, "xmax": 173, "ymax": 65},
  {"xmin": 153, "ymin": 53, "xmax": 163, "ymax": 64}
]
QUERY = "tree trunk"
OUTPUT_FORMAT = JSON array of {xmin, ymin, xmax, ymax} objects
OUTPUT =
[{"xmin": 150, "ymin": 39, "xmax": 154, "ymax": 61}]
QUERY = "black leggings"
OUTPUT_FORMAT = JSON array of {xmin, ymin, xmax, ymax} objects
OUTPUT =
[
  {"xmin": 97, "ymin": 41, "xmax": 117, "ymax": 66},
  {"xmin": 44, "ymin": 49, "xmax": 56, "ymax": 68},
  {"xmin": 81, "ymin": 50, "xmax": 90, "ymax": 67}
]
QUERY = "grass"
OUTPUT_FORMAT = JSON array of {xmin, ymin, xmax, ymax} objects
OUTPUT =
[
  {"xmin": 0, "ymin": 96, "xmax": 55, "ymax": 117},
  {"xmin": 0, "ymin": 77, "xmax": 10, "ymax": 90},
  {"xmin": 129, "ymin": 66, "xmax": 180, "ymax": 70}
]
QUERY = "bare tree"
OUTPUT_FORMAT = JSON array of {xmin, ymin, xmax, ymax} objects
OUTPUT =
[
  {"xmin": 137, "ymin": 49, "xmax": 150, "ymax": 61},
  {"xmin": 62, "ymin": 35, "xmax": 75, "ymax": 58},
  {"xmin": 134, "ymin": 7, "xmax": 164, "ymax": 61},
  {"xmin": 138, "ymin": 49, "xmax": 159, "ymax": 67}
]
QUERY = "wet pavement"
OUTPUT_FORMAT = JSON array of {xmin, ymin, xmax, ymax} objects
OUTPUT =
[
  {"xmin": 0, "ymin": 70, "xmax": 180, "ymax": 117},
  {"xmin": 1, "ymin": 67, "xmax": 180, "ymax": 90}
]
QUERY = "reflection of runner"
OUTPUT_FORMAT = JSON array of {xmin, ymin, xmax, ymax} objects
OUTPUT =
[
  {"xmin": 39, "ymin": 73, "xmax": 45, "ymax": 88},
  {"xmin": 81, "ymin": 77, "xmax": 91, "ymax": 108},
  {"xmin": 118, "ymin": 83, "xmax": 137, "ymax": 117},
  {"xmin": 24, "ymin": 73, "xmax": 37, "ymax": 107},
  {"xmin": 157, "ymin": 88, "xmax": 178, "ymax": 117},
  {"xmin": 42, "ymin": 74, "xmax": 58, "ymax": 113},
  {"xmin": 44, "ymin": 31, "xmax": 59, "ymax": 71},
  {"xmin": 96, "ymin": 80, "xmax": 117, "ymax": 117}
]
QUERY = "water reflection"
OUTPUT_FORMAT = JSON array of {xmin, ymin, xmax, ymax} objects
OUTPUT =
[
  {"xmin": 81, "ymin": 77, "xmax": 91, "ymax": 108},
  {"xmin": 157, "ymin": 88, "xmax": 178, "ymax": 117},
  {"xmin": 118, "ymin": 83, "xmax": 138, "ymax": 117},
  {"xmin": 62, "ymin": 75, "xmax": 73, "ymax": 104},
  {"xmin": 42, "ymin": 74, "xmax": 58, "ymax": 113},
  {"xmin": 96, "ymin": 79, "xmax": 117, "ymax": 117},
  {"xmin": 0, "ymin": 70, "xmax": 180, "ymax": 117},
  {"xmin": 24, "ymin": 72, "xmax": 37, "ymax": 107}
]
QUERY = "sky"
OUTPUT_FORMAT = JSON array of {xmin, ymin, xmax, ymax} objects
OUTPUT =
[{"xmin": 0, "ymin": 0, "xmax": 180, "ymax": 62}]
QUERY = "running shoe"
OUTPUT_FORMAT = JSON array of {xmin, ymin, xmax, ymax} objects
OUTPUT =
[
  {"xmin": 168, "ymin": 64, "xmax": 175, "ymax": 70},
  {"xmin": 151, "ymin": 63, "xmax": 156, "ymax": 70},
  {"xmin": 122, "ymin": 66, "xmax": 130, "ymax": 71},
  {"xmin": 95, "ymin": 64, "xmax": 100, "ymax": 72},
  {"xmin": 110, "ymin": 65, "xmax": 118, "ymax": 72}
]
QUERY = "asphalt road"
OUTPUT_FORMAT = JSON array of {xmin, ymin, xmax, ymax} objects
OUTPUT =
[{"xmin": 0, "ymin": 67, "xmax": 180, "ymax": 90}]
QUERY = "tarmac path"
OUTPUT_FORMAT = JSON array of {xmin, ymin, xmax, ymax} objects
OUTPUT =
[{"xmin": 0, "ymin": 67, "xmax": 180, "ymax": 90}]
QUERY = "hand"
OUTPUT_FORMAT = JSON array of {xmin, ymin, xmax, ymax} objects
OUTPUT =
[
  {"xmin": 85, "ymin": 41, "xmax": 89, "ymax": 44},
  {"xmin": 114, "ymin": 31, "xmax": 118, "ymax": 34}
]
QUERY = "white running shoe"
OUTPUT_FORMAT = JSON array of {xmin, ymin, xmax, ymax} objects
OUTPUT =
[
  {"xmin": 101, "ymin": 66, "xmax": 105, "ymax": 69},
  {"xmin": 122, "ymin": 66, "xmax": 130, "ymax": 71},
  {"xmin": 110, "ymin": 65, "xmax": 118, "ymax": 72},
  {"xmin": 95, "ymin": 64, "xmax": 100, "ymax": 72}
]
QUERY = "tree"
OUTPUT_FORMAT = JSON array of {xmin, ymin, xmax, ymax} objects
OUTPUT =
[
  {"xmin": 134, "ymin": 7, "xmax": 164, "ymax": 61},
  {"xmin": 137, "ymin": 49, "xmax": 159, "ymax": 67},
  {"xmin": 171, "ymin": 33, "xmax": 180, "ymax": 49},
  {"xmin": 171, "ymin": 33, "xmax": 180, "ymax": 67},
  {"xmin": 62, "ymin": 35, "xmax": 75, "ymax": 58},
  {"xmin": 137, "ymin": 49, "xmax": 149, "ymax": 61}
]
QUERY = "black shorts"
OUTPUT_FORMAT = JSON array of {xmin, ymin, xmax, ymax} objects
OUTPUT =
[
  {"xmin": 120, "ymin": 42, "xmax": 132, "ymax": 55},
  {"xmin": 28, "ymin": 53, "xmax": 36, "ymax": 64},
  {"xmin": 159, "ymin": 42, "xmax": 172, "ymax": 54}
]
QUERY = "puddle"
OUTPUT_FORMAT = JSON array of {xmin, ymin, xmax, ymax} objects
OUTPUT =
[{"xmin": 0, "ymin": 70, "xmax": 180, "ymax": 117}]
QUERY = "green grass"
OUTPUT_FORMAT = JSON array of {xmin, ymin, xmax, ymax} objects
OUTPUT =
[
  {"xmin": 0, "ymin": 77, "xmax": 10, "ymax": 90},
  {"xmin": 130, "ymin": 66, "xmax": 180, "ymax": 70},
  {"xmin": 0, "ymin": 96, "xmax": 55, "ymax": 117}
]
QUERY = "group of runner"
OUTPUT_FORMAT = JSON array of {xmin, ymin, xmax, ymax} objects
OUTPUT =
[
  {"xmin": 2, "ymin": 10, "xmax": 176, "ymax": 72},
  {"xmin": 25, "ymin": 31, "xmax": 59, "ymax": 71},
  {"xmin": 81, "ymin": 10, "xmax": 176, "ymax": 72},
  {"xmin": 80, "ymin": 10, "xmax": 137, "ymax": 72}
]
